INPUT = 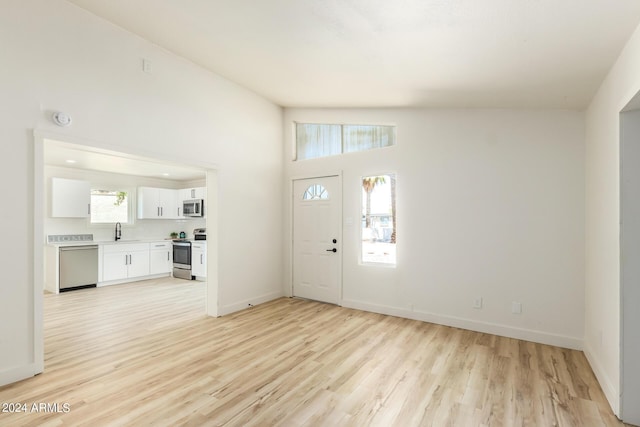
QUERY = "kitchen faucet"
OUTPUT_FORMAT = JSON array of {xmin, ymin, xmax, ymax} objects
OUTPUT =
[{"xmin": 115, "ymin": 222, "xmax": 122, "ymax": 241}]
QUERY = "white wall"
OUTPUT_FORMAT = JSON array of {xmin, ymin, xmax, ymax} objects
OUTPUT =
[
  {"xmin": 0, "ymin": 0, "xmax": 283, "ymax": 386},
  {"xmin": 284, "ymin": 108, "xmax": 585, "ymax": 348},
  {"xmin": 584, "ymin": 22, "xmax": 640, "ymax": 416}
]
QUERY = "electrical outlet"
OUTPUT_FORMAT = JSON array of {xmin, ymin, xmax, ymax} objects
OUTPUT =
[
  {"xmin": 142, "ymin": 58, "xmax": 153, "ymax": 74},
  {"xmin": 511, "ymin": 301, "xmax": 522, "ymax": 314},
  {"xmin": 473, "ymin": 297, "xmax": 483, "ymax": 309}
]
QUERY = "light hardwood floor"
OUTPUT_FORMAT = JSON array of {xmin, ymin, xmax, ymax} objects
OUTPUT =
[{"xmin": 0, "ymin": 278, "xmax": 629, "ymax": 426}]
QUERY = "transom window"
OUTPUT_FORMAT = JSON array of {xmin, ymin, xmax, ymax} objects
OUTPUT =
[
  {"xmin": 295, "ymin": 123, "xmax": 396, "ymax": 160},
  {"xmin": 303, "ymin": 184, "xmax": 329, "ymax": 200}
]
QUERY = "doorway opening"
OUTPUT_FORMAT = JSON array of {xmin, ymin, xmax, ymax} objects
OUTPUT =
[
  {"xmin": 33, "ymin": 131, "xmax": 218, "ymax": 375},
  {"xmin": 620, "ymin": 94, "xmax": 640, "ymax": 425}
]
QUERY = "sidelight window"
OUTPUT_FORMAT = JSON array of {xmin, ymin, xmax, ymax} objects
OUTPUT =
[{"xmin": 362, "ymin": 174, "xmax": 396, "ymax": 265}]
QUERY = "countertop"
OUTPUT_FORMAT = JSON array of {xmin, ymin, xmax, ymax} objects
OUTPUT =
[{"xmin": 47, "ymin": 238, "xmax": 175, "ymax": 247}]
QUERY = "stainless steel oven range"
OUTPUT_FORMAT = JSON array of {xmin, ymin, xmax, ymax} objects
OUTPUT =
[{"xmin": 172, "ymin": 240, "xmax": 193, "ymax": 280}]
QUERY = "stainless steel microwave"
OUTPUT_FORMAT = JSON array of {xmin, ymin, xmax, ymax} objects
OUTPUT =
[{"xmin": 183, "ymin": 199, "xmax": 204, "ymax": 217}]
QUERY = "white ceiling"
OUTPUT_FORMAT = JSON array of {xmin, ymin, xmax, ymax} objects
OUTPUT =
[
  {"xmin": 45, "ymin": 140, "xmax": 206, "ymax": 181},
  {"xmin": 67, "ymin": 0, "xmax": 640, "ymax": 109}
]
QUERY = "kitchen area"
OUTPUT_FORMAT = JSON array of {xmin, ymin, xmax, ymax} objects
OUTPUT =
[{"xmin": 43, "ymin": 140, "xmax": 209, "ymax": 294}]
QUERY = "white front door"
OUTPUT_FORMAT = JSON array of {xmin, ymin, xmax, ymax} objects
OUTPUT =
[{"xmin": 293, "ymin": 176, "xmax": 341, "ymax": 305}]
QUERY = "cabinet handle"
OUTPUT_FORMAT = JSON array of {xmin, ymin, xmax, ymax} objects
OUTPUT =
[
  {"xmin": 157, "ymin": 207, "xmax": 160, "ymax": 217},
  {"xmin": 167, "ymin": 252, "xmax": 170, "ymax": 261},
  {"xmin": 88, "ymin": 204, "xmax": 91, "ymax": 215},
  {"xmin": 200, "ymin": 254, "xmax": 203, "ymax": 264}
]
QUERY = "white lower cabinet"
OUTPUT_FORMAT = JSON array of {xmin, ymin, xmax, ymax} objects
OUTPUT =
[
  {"xmin": 149, "ymin": 241, "xmax": 172, "ymax": 274},
  {"xmin": 191, "ymin": 242, "xmax": 207, "ymax": 278},
  {"xmin": 102, "ymin": 252, "xmax": 129, "ymax": 282},
  {"xmin": 102, "ymin": 243, "xmax": 150, "ymax": 282}
]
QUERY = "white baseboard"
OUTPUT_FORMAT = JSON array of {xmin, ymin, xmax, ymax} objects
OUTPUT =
[
  {"xmin": 98, "ymin": 273, "xmax": 171, "ymax": 287},
  {"xmin": 583, "ymin": 341, "xmax": 620, "ymax": 417},
  {"xmin": 219, "ymin": 290, "xmax": 284, "ymax": 316},
  {"xmin": 0, "ymin": 363, "xmax": 40, "ymax": 388},
  {"xmin": 341, "ymin": 299, "xmax": 583, "ymax": 350}
]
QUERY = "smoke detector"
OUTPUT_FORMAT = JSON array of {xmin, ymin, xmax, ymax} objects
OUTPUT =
[{"xmin": 52, "ymin": 112, "xmax": 72, "ymax": 127}]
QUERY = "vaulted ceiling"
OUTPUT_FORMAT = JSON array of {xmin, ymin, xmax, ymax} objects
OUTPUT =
[{"xmin": 68, "ymin": 0, "xmax": 640, "ymax": 109}]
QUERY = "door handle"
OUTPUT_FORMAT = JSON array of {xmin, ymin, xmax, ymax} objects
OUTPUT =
[{"xmin": 326, "ymin": 248, "xmax": 337, "ymax": 253}]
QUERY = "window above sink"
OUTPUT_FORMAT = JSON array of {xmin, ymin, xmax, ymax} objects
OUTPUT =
[{"xmin": 91, "ymin": 188, "xmax": 132, "ymax": 224}]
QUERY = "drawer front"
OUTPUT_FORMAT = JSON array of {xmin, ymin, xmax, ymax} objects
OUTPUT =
[
  {"xmin": 150, "ymin": 241, "xmax": 172, "ymax": 250},
  {"xmin": 102, "ymin": 243, "xmax": 150, "ymax": 253},
  {"xmin": 191, "ymin": 242, "xmax": 206, "ymax": 251}
]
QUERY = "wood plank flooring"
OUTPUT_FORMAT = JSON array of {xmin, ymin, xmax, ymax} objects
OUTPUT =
[{"xmin": 0, "ymin": 278, "xmax": 629, "ymax": 426}]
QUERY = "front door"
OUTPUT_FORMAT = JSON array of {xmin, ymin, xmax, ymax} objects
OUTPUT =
[{"xmin": 292, "ymin": 176, "xmax": 341, "ymax": 305}]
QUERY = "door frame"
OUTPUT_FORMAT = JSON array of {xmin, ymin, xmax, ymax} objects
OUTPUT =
[
  {"xmin": 620, "ymin": 106, "xmax": 640, "ymax": 424},
  {"xmin": 289, "ymin": 172, "xmax": 343, "ymax": 304}
]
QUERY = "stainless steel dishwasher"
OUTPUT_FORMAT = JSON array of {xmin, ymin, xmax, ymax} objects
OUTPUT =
[{"xmin": 59, "ymin": 245, "xmax": 99, "ymax": 292}]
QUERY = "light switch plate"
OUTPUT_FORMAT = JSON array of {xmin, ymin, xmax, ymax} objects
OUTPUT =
[{"xmin": 512, "ymin": 301, "xmax": 522, "ymax": 314}]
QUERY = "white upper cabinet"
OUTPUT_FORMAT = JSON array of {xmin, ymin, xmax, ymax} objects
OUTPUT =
[
  {"xmin": 158, "ymin": 188, "xmax": 179, "ymax": 219},
  {"xmin": 138, "ymin": 186, "xmax": 206, "ymax": 219},
  {"xmin": 51, "ymin": 177, "xmax": 90, "ymax": 218},
  {"xmin": 182, "ymin": 187, "xmax": 205, "ymax": 200},
  {"xmin": 137, "ymin": 187, "xmax": 159, "ymax": 219},
  {"xmin": 138, "ymin": 187, "xmax": 179, "ymax": 219}
]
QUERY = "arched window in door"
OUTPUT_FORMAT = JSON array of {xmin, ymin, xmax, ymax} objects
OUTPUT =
[{"xmin": 303, "ymin": 184, "xmax": 329, "ymax": 200}]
